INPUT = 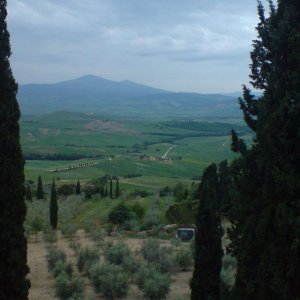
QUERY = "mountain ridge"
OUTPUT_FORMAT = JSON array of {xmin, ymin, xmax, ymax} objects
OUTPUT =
[{"xmin": 18, "ymin": 75, "xmax": 242, "ymax": 119}]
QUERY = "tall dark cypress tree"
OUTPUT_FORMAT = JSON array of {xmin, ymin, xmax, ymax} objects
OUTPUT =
[
  {"xmin": 229, "ymin": 1, "xmax": 300, "ymax": 299},
  {"xmin": 0, "ymin": 1, "xmax": 30, "ymax": 298},
  {"xmin": 109, "ymin": 178, "xmax": 113, "ymax": 199},
  {"xmin": 36, "ymin": 175, "xmax": 44, "ymax": 200},
  {"xmin": 190, "ymin": 164, "xmax": 223, "ymax": 300},
  {"xmin": 115, "ymin": 177, "xmax": 120, "ymax": 198},
  {"xmin": 75, "ymin": 180, "xmax": 81, "ymax": 195},
  {"xmin": 26, "ymin": 185, "xmax": 32, "ymax": 201},
  {"xmin": 50, "ymin": 179, "xmax": 58, "ymax": 230},
  {"xmin": 217, "ymin": 160, "xmax": 233, "ymax": 213}
]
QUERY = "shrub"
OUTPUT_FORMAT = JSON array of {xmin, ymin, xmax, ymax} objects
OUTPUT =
[
  {"xmin": 129, "ymin": 202, "xmax": 146, "ymax": 220},
  {"xmin": 175, "ymin": 247, "xmax": 193, "ymax": 271},
  {"xmin": 77, "ymin": 247, "xmax": 99, "ymax": 273},
  {"xmin": 43, "ymin": 228, "xmax": 57, "ymax": 244},
  {"xmin": 108, "ymin": 202, "xmax": 131, "ymax": 225},
  {"xmin": 158, "ymin": 231, "xmax": 169, "ymax": 240},
  {"xmin": 141, "ymin": 212, "xmax": 159, "ymax": 230},
  {"xmin": 47, "ymin": 247, "xmax": 66, "ymax": 272},
  {"xmin": 57, "ymin": 184, "xmax": 75, "ymax": 196},
  {"xmin": 142, "ymin": 272, "xmax": 171, "ymax": 300},
  {"xmin": 69, "ymin": 240, "xmax": 81, "ymax": 254},
  {"xmin": 122, "ymin": 256, "xmax": 139, "ymax": 281},
  {"xmin": 90, "ymin": 228, "xmax": 105, "ymax": 242},
  {"xmin": 53, "ymin": 260, "xmax": 73, "ymax": 278},
  {"xmin": 156, "ymin": 247, "xmax": 174, "ymax": 273},
  {"xmin": 61, "ymin": 223, "xmax": 77, "ymax": 237},
  {"xmin": 159, "ymin": 186, "xmax": 172, "ymax": 197},
  {"xmin": 136, "ymin": 266, "xmax": 171, "ymax": 300},
  {"xmin": 141, "ymin": 238, "xmax": 160, "ymax": 264},
  {"xmin": 55, "ymin": 272, "xmax": 84, "ymax": 300},
  {"xmin": 89, "ymin": 263, "xmax": 129, "ymax": 300},
  {"xmin": 82, "ymin": 220, "xmax": 94, "ymax": 234},
  {"xmin": 170, "ymin": 238, "xmax": 182, "ymax": 249},
  {"xmin": 129, "ymin": 190, "xmax": 149, "ymax": 198},
  {"xmin": 141, "ymin": 239, "xmax": 174, "ymax": 273},
  {"xmin": 29, "ymin": 216, "xmax": 44, "ymax": 241},
  {"xmin": 104, "ymin": 241, "xmax": 130, "ymax": 266}
]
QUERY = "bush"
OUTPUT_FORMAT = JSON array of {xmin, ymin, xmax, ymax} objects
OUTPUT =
[
  {"xmin": 175, "ymin": 247, "xmax": 193, "ymax": 271},
  {"xmin": 142, "ymin": 272, "xmax": 171, "ymax": 300},
  {"xmin": 104, "ymin": 241, "xmax": 130, "ymax": 266},
  {"xmin": 156, "ymin": 247, "xmax": 174, "ymax": 273},
  {"xmin": 53, "ymin": 260, "xmax": 73, "ymax": 278},
  {"xmin": 90, "ymin": 228, "xmax": 105, "ymax": 242},
  {"xmin": 77, "ymin": 247, "xmax": 99, "ymax": 273},
  {"xmin": 43, "ymin": 228, "xmax": 57, "ymax": 244},
  {"xmin": 170, "ymin": 238, "xmax": 182, "ymax": 249},
  {"xmin": 158, "ymin": 231, "xmax": 169, "ymax": 240},
  {"xmin": 129, "ymin": 202, "xmax": 146, "ymax": 220},
  {"xmin": 122, "ymin": 256, "xmax": 139, "ymax": 281},
  {"xmin": 61, "ymin": 223, "xmax": 77, "ymax": 237},
  {"xmin": 141, "ymin": 239, "xmax": 174, "ymax": 273},
  {"xmin": 55, "ymin": 272, "xmax": 84, "ymax": 300},
  {"xmin": 89, "ymin": 263, "xmax": 129, "ymax": 300},
  {"xmin": 108, "ymin": 202, "xmax": 131, "ymax": 225},
  {"xmin": 69, "ymin": 240, "xmax": 81, "ymax": 254},
  {"xmin": 141, "ymin": 212, "xmax": 160, "ymax": 230},
  {"xmin": 129, "ymin": 190, "xmax": 149, "ymax": 198},
  {"xmin": 57, "ymin": 184, "xmax": 75, "ymax": 196},
  {"xmin": 141, "ymin": 238, "xmax": 160, "ymax": 264},
  {"xmin": 29, "ymin": 216, "xmax": 44, "ymax": 241},
  {"xmin": 136, "ymin": 266, "xmax": 171, "ymax": 300},
  {"xmin": 83, "ymin": 220, "xmax": 94, "ymax": 234},
  {"xmin": 159, "ymin": 186, "xmax": 172, "ymax": 197},
  {"xmin": 47, "ymin": 247, "xmax": 66, "ymax": 272}
]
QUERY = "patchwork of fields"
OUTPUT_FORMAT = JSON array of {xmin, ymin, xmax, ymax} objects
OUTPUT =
[{"xmin": 21, "ymin": 111, "xmax": 251, "ymax": 188}]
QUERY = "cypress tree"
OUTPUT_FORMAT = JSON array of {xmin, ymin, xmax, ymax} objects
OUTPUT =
[
  {"xmin": 26, "ymin": 185, "xmax": 32, "ymax": 201},
  {"xmin": 75, "ymin": 180, "xmax": 81, "ymax": 195},
  {"xmin": 36, "ymin": 175, "xmax": 44, "ymax": 200},
  {"xmin": 115, "ymin": 177, "xmax": 120, "ymax": 198},
  {"xmin": 217, "ymin": 160, "xmax": 232, "ymax": 213},
  {"xmin": 0, "ymin": 1, "xmax": 30, "ymax": 297},
  {"xmin": 50, "ymin": 179, "xmax": 58, "ymax": 230},
  {"xmin": 229, "ymin": 1, "xmax": 300, "ymax": 299},
  {"xmin": 109, "ymin": 178, "xmax": 113, "ymax": 199},
  {"xmin": 190, "ymin": 164, "xmax": 223, "ymax": 300}
]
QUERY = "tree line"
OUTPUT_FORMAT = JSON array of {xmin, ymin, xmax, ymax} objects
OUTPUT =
[{"xmin": 191, "ymin": 1, "xmax": 300, "ymax": 299}]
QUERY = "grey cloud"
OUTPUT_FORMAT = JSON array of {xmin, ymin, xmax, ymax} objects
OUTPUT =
[{"xmin": 7, "ymin": 0, "xmax": 270, "ymax": 92}]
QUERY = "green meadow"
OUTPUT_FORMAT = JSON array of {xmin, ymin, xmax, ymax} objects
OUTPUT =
[{"xmin": 22, "ymin": 111, "xmax": 251, "ymax": 189}]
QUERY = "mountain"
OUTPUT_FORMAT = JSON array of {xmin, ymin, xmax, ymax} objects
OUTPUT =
[{"xmin": 18, "ymin": 75, "xmax": 242, "ymax": 119}]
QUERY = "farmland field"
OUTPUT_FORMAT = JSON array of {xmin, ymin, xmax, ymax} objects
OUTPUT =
[{"xmin": 21, "ymin": 111, "xmax": 251, "ymax": 188}]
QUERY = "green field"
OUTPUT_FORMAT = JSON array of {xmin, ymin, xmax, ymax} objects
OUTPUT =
[{"xmin": 22, "ymin": 111, "xmax": 251, "ymax": 189}]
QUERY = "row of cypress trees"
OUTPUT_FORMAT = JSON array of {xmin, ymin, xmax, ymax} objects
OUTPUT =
[
  {"xmin": 191, "ymin": 1, "xmax": 300, "ymax": 299},
  {"xmin": 27, "ymin": 176, "xmax": 121, "ymax": 200},
  {"xmin": 26, "ymin": 176, "xmax": 82, "ymax": 201}
]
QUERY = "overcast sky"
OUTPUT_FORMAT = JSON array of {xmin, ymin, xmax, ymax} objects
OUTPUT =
[{"xmin": 8, "ymin": 0, "xmax": 269, "ymax": 93}]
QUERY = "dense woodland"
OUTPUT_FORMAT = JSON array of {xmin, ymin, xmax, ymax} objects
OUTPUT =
[{"xmin": 0, "ymin": 0, "xmax": 300, "ymax": 300}]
